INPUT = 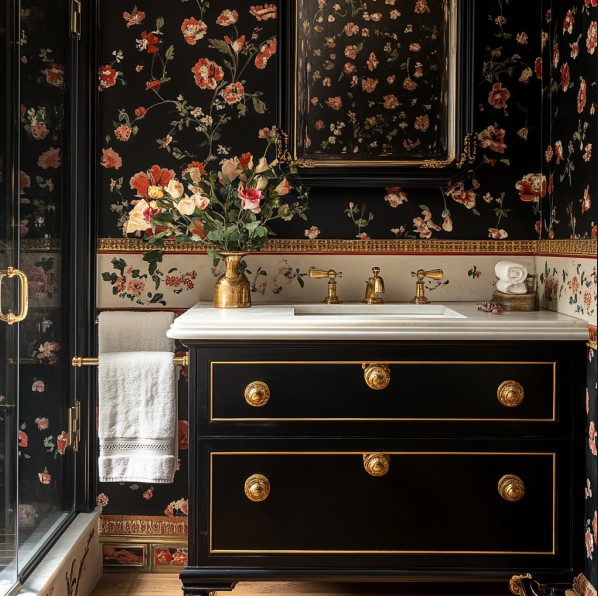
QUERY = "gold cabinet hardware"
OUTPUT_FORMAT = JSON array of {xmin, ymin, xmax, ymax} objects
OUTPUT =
[
  {"xmin": 244, "ymin": 474, "xmax": 270, "ymax": 502},
  {"xmin": 410, "ymin": 269, "xmax": 444, "ymax": 304},
  {"xmin": 0, "ymin": 267, "xmax": 29, "ymax": 324},
  {"xmin": 308, "ymin": 267, "xmax": 342, "ymax": 304},
  {"xmin": 68, "ymin": 401, "xmax": 81, "ymax": 452},
  {"xmin": 498, "ymin": 474, "xmax": 525, "ymax": 502},
  {"xmin": 71, "ymin": 0, "xmax": 81, "ymax": 38},
  {"xmin": 71, "ymin": 355, "xmax": 189, "ymax": 367},
  {"xmin": 363, "ymin": 267, "xmax": 385, "ymax": 304},
  {"xmin": 362, "ymin": 363, "xmax": 390, "ymax": 390},
  {"xmin": 244, "ymin": 381, "xmax": 270, "ymax": 407},
  {"xmin": 509, "ymin": 574, "xmax": 534, "ymax": 595},
  {"xmin": 497, "ymin": 380, "xmax": 525, "ymax": 407},
  {"xmin": 363, "ymin": 453, "xmax": 390, "ymax": 477}
]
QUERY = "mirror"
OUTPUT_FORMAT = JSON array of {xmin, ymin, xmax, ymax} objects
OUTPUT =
[{"xmin": 280, "ymin": 0, "xmax": 474, "ymax": 186}]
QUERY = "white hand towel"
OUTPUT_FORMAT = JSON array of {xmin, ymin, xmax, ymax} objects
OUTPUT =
[
  {"xmin": 98, "ymin": 351, "xmax": 178, "ymax": 483},
  {"xmin": 98, "ymin": 311, "xmax": 175, "ymax": 353},
  {"xmin": 495, "ymin": 260, "xmax": 529, "ymax": 294}
]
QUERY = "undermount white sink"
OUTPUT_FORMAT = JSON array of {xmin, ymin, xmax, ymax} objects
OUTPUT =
[{"xmin": 293, "ymin": 304, "xmax": 466, "ymax": 318}]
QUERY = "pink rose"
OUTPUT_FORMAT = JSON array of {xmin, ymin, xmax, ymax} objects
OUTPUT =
[
  {"xmin": 238, "ymin": 185, "xmax": 263, "ymax": 213},
  {"xmin": 274, "ymin": 178, "xmax": 292, "ymax": 196}
]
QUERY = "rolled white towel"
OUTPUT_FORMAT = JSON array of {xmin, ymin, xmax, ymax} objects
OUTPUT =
[{"xmin": 495, "ymin": 260, "xmax": 528, "ymax": 294}]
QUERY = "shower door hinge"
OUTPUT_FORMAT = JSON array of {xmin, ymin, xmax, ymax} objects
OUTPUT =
[
  {"xmin": 71, "ymin": 0, "xmax": 82, "ymax": 39},
  {"xmin": 68, "ymin": 401, "xmax": 81, "ymax": 452}
]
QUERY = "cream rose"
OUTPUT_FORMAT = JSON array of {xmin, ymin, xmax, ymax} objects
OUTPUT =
[
  {"xmin": 192, "ymin": 193, "xmax": 210, "ymax": 210},
  {"xmin": 124, "ymin": 200, "xmax": 152, "ymax": 233},
  {"xmin": 253, "ymin": 176, "xmax": 269, "ymax": 191},
  {"xmin": 165, "ymin": 179, "xmax": 184, "ymax": 199},
  {"xmin": 177, "ymin": 195, "xmax": 197, "ymax": 216},
  {"xmin": 219, "ymin": 157, "xmax": 241, "ymax": 181},
  {"xmin": 274, "ymin": 178, "xmax": 292, "ymax": 196},
  {"xmin": 255, "ymin": 157, "xmax": 269, "ymax": 173}
]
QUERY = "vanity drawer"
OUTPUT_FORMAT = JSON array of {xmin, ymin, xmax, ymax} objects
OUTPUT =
[
  {"xmin": 209, "ymin": 360, "xmax": 556, "ymax": 422},
  {"xmin": 209, "ymin": 449, "xmax": 557, "ymax": 555}
]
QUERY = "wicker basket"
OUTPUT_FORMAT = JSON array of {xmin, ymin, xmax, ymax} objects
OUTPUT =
[{"xmin": 492, "ymin": 290, "xmax": 537, "ymax": 311}]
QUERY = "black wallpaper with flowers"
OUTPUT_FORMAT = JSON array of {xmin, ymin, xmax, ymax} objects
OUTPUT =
[{"xmin": 94, "ymin": 0, "xmax": 598, "ymax": 243}]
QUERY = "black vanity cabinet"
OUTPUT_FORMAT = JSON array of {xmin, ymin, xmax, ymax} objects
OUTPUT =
[{"xmin": 180, "ymin": 340, "xmax": 585, "ymax": 596}]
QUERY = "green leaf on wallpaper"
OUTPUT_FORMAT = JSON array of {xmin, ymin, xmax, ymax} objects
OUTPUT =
[
  {"xmin": 155, "ymin": 17, "xmax": 165, "ymax": 31},
  {"xmin": 130, "ymin": 484, "xmax": 140, "ymax": 490},
  {"xmin": 500, "ymin": 159, "xmax": 510, "ymax": 166},
  {"xmin": 143, "ymin": 250, "xmax": 164, "ymax": 277},
  {"xmin": 238, "ymin": 103, "xmax": 248, "ymax": 116},
  {"xmin": 224, "ymin": 60, "xmax": 233, "ymax": 72},
  {"xmin": 209, "ymin": 39, "xmax": 231, "ymax": 55},
  {"xmin": 252, "ymin": 97, "xmax": 266, "ymax": 114},
  {"xmin": 165, "ymin": 45, "xmax": 175, "ymax": 60},
  {"xmin": 105, "ymin": 135, "xmax": 111, "ymax": 143},
  {"xmin": 148, "ymin": 293, "xmax": 165, "ymax": 305},
  {"xmin": 419, "ymin": 205, "xmax": 429, "ymax": 211}
]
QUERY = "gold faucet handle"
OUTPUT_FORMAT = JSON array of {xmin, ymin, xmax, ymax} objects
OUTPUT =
[
  {"xmin": 308, "ymin": 267, "xmax": 342, "ymax": 280},
  {"xmin": 411, "ymin": 268, "xmax": 444, "ymax": 281}
]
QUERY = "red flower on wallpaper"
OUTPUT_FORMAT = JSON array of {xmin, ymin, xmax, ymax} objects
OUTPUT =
[
  {"xmin": 130, "ymin": 165, "xmax": 176, "ymax": 198},
  {"xmin": 221, "ymin": 81, "xmax": 245, "ymax": 104},
  {"xmin": 137, "ymin": 31, "xmax": 159, "ymax": 53},
  {"xmin": 44, "ymin": 63, "xmax": 64, "ymax": 87},
  {"xmin": 37, "ymin": 147, "xmax": 61, "ymax": 169},
  {"xmin": 563, "ymin": 10, "xmax": 575, "ymax": 35},
  {"xmin": 255, "ymin": 38, "xmax": 276, "ymax": 69},
  {"xmin": 57, "ymin": 431, "xmax": 68, "ymax": 455},
  {"xmin": 587, "ymin": 21, "xmax": 597, "ymax": 55},
  {"xmin": 585, "ymin": 0, "xmax": 598, "ymax": 6},
  {"xmin": 515, "ymin": 173, "xmax": 547, "ymax": 202},
  {"xmin": 414, "ymin": 0, "xmax": 430, "ymax": 14},
  {"xmin": 114, "ymin": 125, "xmax": 132, "ymax": 141},
  {"xmin": 326, "ymin": 96, "xmax": 343, "ymax": 110},
  {"xmin": 216, "ymin": 9, "xmax": 239, "ymax": 26},
  {"xmin": 488, "ymin": 82, "xmax": 510, "ymax": 109},
  {"xmin": 181, "ymin": 18, "xmax": 207, "ymax": 45},
  {"xmin": 250, "ymin": 4, "xmax": 277, "ymax": 21},
  {"xmin": 123, "ymin": 9, "xmax": 145, "ymax": 27},
  {"xmin": 35, "ymin": 417, "xmax": 49, "ymax": 430},
  {"xmin": 134, "ymin": 106, "xmax": 147, "ymax": 118},
  {"xmin": 560, "ymin": 62, "xmax": 570, "ymax": 91},
  {"xmin": 447, "ymin": 182, "xmax": 476, "ymax": 210},
  {"xmin": 578, "ymin": 78, "xmax": 587, "ymax": 113},
  {"xmin": 361, "ymin": 78, "xmax": 378, "ymax": 93},
  {"xmin": 100, "ymin": 148, "xmax": 123, "ymax": 170},
  {"xmin": 38, "ymin": 469, "xmax": 51, "ymax": 485},
  {"xmin": 96, "ymin": 493, "xmax": 109, "ymax": 507},
  {"xmin": 590, "ymin": 421, "xmax": 597, "ymax": 456},
  {"xmin": 477, "ymin": 125, "xmax": 507, "ymax": 153},
  {"xmin": 98, "ymin": 65, "xmax": 118, "ymax": 91},
  {"xmin": 18, "ymin": 431, "xmax": 28, "ymax": 447},
  {"xmin": 414, "ymin": 114, "xmax": 430, "ymax": 132},
  {"xmin": 191, "ymin": 58, "xmax": 224, "ymax": 90},
  {"xmin": 534, "ymin": 56, "xmax": 542, "ymax": 79},
  {"xmin": 178, "ymin": 421, "xmax": 189, "ymax": 450}
]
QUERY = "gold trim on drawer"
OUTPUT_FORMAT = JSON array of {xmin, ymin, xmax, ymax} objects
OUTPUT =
[
  {"xmin": 210, "ymin": 361, "xmax": 557, "ymax": 423},
  {"xmin": 209, "ymin": 451, "xmax": 556, "ymax": 556}
]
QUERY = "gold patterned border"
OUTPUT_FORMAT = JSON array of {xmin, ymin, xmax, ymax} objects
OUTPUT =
[
  {"xmin": 99, "ymin": 515, "xmax": 187, "ymax": 537},
  {"xmin": 97, "ymin": 237, "xmax": 596, "ymax": 257}
]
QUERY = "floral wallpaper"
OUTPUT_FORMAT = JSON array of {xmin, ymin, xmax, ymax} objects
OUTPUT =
[
  {"xmin": 585, "ymin": 338, "xmax": 597, "ymax": 588},
  {"xmin": 544, "ymin": 1, "xmax": 597, "ymax": 240},
  {"xmin": 97, "ymin": 0, "xmax": 570, "ymax": 243}
]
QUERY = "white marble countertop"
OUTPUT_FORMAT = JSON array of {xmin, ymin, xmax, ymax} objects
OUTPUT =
[{"xmin": 167, "ymin": 301, "xmax": 590, "ymax": 342}]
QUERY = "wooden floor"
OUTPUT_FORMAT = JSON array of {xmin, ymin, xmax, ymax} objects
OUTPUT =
[{"xmin": 91, "ymin": 573, "xmax": 512, "ymax": 595}]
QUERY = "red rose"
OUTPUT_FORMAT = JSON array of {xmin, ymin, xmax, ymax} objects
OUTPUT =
[
  {"xmin": 45, "ymin": 63, "xmax": 64, "ymax": 87},
  {"xmin": 134, "ymin": 106, "xmax": 147, "ymax": 118},
  {"xmin": 221, "ymin": 81, "xmax": 245, "ymax": 104},
  {"xmin": 98, "ymin": 65, "xmax": 118, "ymax": 91},
  {"xmin": 578, "ymin": 79, "xmax": 587, "ymax": 113},
  {"xmin": 57, "ymin": 431, "xmax": 68, "ymax": 455},
  {"xmin": 139, "ymin": 31, "xmax": 159, "ymax": 53},
  {"xmin": 515, "ymin": 173, "xmax": 547, "ymax": 202},
  {"xmin": 130, "ymin": 165, "xmax": 175, "ymax": 197},
  {"xmin": 114, "ymin": 125, "xmax": 132, "ymax": 142},
  {"xmin": 560, "ymin": 63, "xmax": 570, "ymax": 91},
  {"xmin": 488, "ymin": 82, "xmax": 510, "ymax": 109},
  {"xmin": 191, "ymin": 58, "xmax": 224, "ymax": 90},
  {"xmin": 18, "ymin": 431, "xmax": 28, "ymax": 447}
]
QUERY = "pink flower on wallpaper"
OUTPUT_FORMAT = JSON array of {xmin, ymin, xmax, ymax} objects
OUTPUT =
[
  {"xmin": 593, "ymin": 511, "xmax": 597, "ymax": 545},
  {"xmin": 56, "ymin": 431, "xmax": 68, "ymax": 455},
  {"xmin": 18, "ymin": 431, "xmax": 28, "ymax": 448},
  {"xmin": 414, "ymin": 114, "xmax": 430, "ymax": 132},
  {"xmin": 383, "ymin": 94, "xmax": 399, "ymax": 109},
  {"xmin": 578, "ymin": 79, "xmax": 587, "ymax": 113},
  {"xmin": 553, "ymin": 42, "xmax": 560, "ymax": 68},
  {"xmin": 414, "ymin": 0, "xmax": 430, "ymax": 14},
  {"xmin": 30, "ymin": 122, "xmax": 49, "ymax": 140},
  {"xmin": 587, "ymin": 21, "xmax": 597, "ymax": 55},
  {"xmin": 96, "ymin": 493, "xmax": 109, "ymax": 507},
  {"xmin": 164, "ymin": 498, "xmax": 188, "ymax": 517},
  {"xmin": 191, "ymin": 58, "xmax": 224, "ymax": 90},
  {"xmin": 221, "ymin": 81, "xmax": 245, "ymax": 104},
  {"xmin": 126, "ymin": 279, "xmax": 145, "ymax": 296},
  {"xmin": 143, "ymin": 487, "xmax": 154, "ymax": 500},
  {"xmin": 326, "ymin": 96, "xmax": 343, "ymax": 110},
  {"xmin": 31, "ymin": 380, "xmax": 45, "ymax": 392},
  {"xmin": 488, "ymin": 228, "xmax": 508, "ymax": 239},
  {"xmin": 478, "ymin": 125, "xmax": 507, "ymax": 153},
  {"xmin": 130, "ymin": 165, "xmax": 176, "ymax": 198},
  {"xmin": 384, "ymin": 187, "xmax": 408, "ymax": 207},
  {"xmin": 38, "ymin": 469, "xmax": 51, "ymax": 485},
  {"xmin": 534, "ymin": 56, "xmax": 543, "ymax": 78},
  {"xmin": 586, "ymin": 528, "xmax": 595, "ymax": 559},
  {"xmin": 250, "ymin": 4, "xmax": 277, "ymax": 21},
  {"xmin": 304, "ymin": 226, "xmax": 320, "ymax": 239},
  {"xmin": 583, "ymin": 144, "xmax": 592, "ymax": 162},
  {"xmin": 255, "ymin": 38, "xmax": 276, "ymax": 69},
  {"xmin": 361, "ymin": 78, "xmax": 378, "ymax": 93},
  {"xmin": 488, "ymin": 82, "xmax": 510, "ymax": 109},
  {"xmin": 100, "ymin": 148, "xmax": 123, "ymax": 170},
  {"xmin": 582, "ymin": 187, "xmax": 592, "ymax": 213},
  {"xmin": 36, "ymin": 341, "xmax": 61, "ymax": 364},
  {"xmin": 37, "ymin": 147, "xmax": 61, "ymax": 169},
  {"xmin": 178, "ymin": 421, "xmax": 189, "ymax": 450},
  {"xmin": 20, "ymin": 171, "xmax": 31, "ymax": 194},
  {"xmin": 123, "ymin": 10, "xmax": 145, "ymax": 27},
  {"xmin": 563, "ymin": 10, "xmax": 574, "ymax": 35},
  {"xmin": 35, "ymin": 417, "xmax": 49, "ymax": 430},
  {"xmin": 343, "ymin": 22, "xmax": 359, "ymax": 36},
  {"xmin": 181, "ymin": 18, "xmax": 207, "ymax": 45},
  {"xmin": 515, "ymin": 173, "xmax": 547, "ymax": 202},
  {"xmin": 590, "ymin": 421, "xmax": 597, "ymax": 456},
  {"xmin": 403, "ymin": 77, "xmax": 417, "ymax": 90},
  {"xmin": 114, "ymin": 125, "xmax": 132, "ymax": 142},
  {"xmin": 447, "ymin": 182, "xmax": 476, "ymax": 210},
  {"xmin": 216, "ymin": 9, "xmax": 239, "ymax": 26}
]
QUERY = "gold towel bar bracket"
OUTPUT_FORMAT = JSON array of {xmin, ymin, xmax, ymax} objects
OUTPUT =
[{"xmin": 71, "ymin": 355, "xmax": 189, "ymax": 368}]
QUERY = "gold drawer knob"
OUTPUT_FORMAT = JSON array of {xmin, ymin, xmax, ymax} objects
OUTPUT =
[
  {"xmin": 363, "ymin": 453, "xmax": 390, "ymax": 477},
  {"xmin": 498, "ymin": 474, "xmax": 525, "ymax": 502},
  {"xmin": 362, "ymin": 363, "xmax": 390, "ymax": 390},
  {"xmin": 244, "ymin": 474, "xmax": 270, "ymax": 502},
  {"xmin": 497, "ymin": 380, "xmax": 525, "ymax": 407},
  {"xmin": 244, "ymin": 381, "xmax": 270, "ymax": 407}
]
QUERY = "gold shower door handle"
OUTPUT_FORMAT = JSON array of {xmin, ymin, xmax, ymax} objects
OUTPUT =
[{"xmin": 0, "ymin": 267, "xmax": 29, "ymax": 324}]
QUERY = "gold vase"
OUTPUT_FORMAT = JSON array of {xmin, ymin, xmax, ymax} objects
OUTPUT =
[{"xmin": 213, "ymin": 252, "xmax": 251, "ymax": 308}]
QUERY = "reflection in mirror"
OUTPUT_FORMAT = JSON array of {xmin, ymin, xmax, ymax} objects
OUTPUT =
[{"xmin": 283, "ymin": 0, "xmax": 473, "ymax": 186}]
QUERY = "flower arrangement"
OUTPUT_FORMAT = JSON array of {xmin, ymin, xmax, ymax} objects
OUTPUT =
[{"xmin": 124, "ymin": 129, "xmax": 308, "ymax": 260}]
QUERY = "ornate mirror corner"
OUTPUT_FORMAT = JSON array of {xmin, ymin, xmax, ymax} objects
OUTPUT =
[{"xmin": 279, "ymin": 0, "xmax": 475, "ymax": 187}]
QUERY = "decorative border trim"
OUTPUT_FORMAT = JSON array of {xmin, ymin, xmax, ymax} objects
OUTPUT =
[
  {"xmin": 0, "ymin": 239, "xmax": 62, "ymax": 252},
  {"xmin": 99, "ymin": 515, "xmax": 188, "ymax": 537},
  {"xmin": 98, "ymin": 237, "xmax": 596, "ymax": 256}
]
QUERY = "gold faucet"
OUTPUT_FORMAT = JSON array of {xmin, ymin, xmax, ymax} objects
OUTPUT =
[
  {"xmin": 363, "ymin": 267, "xmax": 385, "ymax": 304},
  {"xmin": 410, "ymin": 269, "xmax": 443, "ymax": 304},
  {"xmin": 308, "ymin": 267, "xmax": 342, "ymax": 304}
]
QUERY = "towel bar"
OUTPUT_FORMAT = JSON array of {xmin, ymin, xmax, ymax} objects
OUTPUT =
[{"xmin": 71, "ymin": 355, "xmax": 189, "ymax": 367}]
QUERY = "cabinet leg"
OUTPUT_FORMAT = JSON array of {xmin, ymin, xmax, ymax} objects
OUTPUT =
[{"xmin": 181, "ymin": 582, "xmax": 236, "ymax": 596}]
